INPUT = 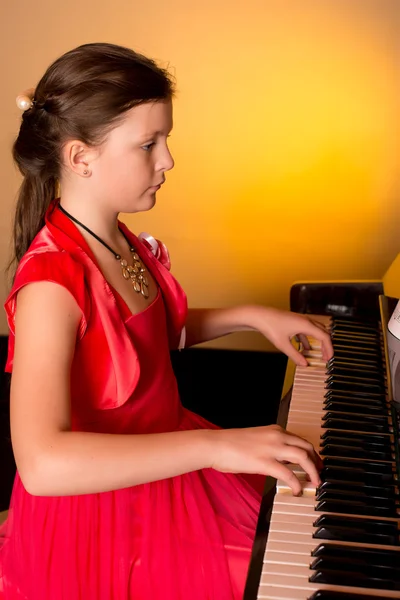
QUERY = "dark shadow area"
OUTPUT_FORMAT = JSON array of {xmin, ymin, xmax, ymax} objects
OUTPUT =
[{"xmin": 170, "ymin": 347, "xmax": 287, "ymax": 429}]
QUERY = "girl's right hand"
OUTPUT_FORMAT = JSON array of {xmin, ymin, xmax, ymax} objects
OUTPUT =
[{"xmin": 208, "ymin": 424, "xmax": 322, "ymax": 496}]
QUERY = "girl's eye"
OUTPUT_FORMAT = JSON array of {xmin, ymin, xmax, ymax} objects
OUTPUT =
[{"xmin": 141, "ymin": 142, "xmax": 155, "ymax": 151}]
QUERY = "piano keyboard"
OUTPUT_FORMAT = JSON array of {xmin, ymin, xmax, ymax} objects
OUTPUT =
[{"xmin": 257, "ymin": 316, "xmax": 400, "ymax": 600}]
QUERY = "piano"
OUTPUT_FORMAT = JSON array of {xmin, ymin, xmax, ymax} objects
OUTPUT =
[{"xmin": 244, "ymin": 253, "xmax": 400, "ymax": 600}]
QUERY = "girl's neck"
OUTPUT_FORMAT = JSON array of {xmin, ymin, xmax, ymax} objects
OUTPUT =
[{"xmin": 58, "ymin": 193, "xmax": 122, "ymax": 249}]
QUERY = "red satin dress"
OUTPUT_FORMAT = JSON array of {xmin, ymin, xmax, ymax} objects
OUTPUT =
[{"xmin": 0, "ymin": 201, "xmax": 264, "ymax": 600}]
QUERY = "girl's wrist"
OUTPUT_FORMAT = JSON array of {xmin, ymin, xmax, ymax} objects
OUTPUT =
[{"xmin": 235, "ymin": 304, "xmax": 272, "ymax": 333}]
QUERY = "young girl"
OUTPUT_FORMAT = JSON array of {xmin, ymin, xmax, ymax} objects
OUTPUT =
[{"xmin": 0, "ymin": 43, "xmax": 333, "ymax": 600}]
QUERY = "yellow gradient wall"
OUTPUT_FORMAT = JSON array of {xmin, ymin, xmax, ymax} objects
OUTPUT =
[{"xmin": 0, "ymin": 0, "xmax": 399, "ymax": 350}]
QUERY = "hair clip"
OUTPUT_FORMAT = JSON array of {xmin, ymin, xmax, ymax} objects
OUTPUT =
[{"xmin": 16, "ymin": 88, "xmax": 35, "ymax": 112}]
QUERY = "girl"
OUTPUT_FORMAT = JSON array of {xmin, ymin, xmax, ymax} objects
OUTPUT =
[{"xmin": 0, "ymin": 42, "xmax": 332, "ymax": 600}]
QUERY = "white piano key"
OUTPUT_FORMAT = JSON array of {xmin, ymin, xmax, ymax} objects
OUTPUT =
[
  {"xmin": 263, "ymin": 551, "xmax": 311, "ymax": 566},
  {"xmin": 264, "ymin": 533, "xmax": 400, "ymax": 554}
]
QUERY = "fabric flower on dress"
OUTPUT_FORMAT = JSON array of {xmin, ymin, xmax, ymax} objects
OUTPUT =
[{"xmin": 138, "ymin": 232, "xmax": 171, "ymax": 271}]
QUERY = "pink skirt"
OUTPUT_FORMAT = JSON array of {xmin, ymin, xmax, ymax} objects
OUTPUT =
[{"xmin": 0, "ymin": 411, "xmax": 263, "ymax": 600}]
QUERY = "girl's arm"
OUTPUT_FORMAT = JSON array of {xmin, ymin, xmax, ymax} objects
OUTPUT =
[
  {"xmin": 184, "ymin": 306, "xmax": 333, "ymax": 366},
  {"xmin": 11, "ymin": 282, "xmax": 321, "ymax": 497}
]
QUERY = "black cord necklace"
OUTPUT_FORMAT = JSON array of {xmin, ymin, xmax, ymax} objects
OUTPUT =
[{"xmin": 58, "ymin": 203, "xmax": 150, "ymax": 299}]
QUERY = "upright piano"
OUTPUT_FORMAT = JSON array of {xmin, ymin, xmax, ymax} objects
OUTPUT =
[{"xmin": 244, "ymin": 253, "xmax": 400, "ymax": 600}]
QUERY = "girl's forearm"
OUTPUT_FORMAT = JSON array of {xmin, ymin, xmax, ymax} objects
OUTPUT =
[
  {"xmin": 184, "ymin": 306, "xmax": 261, "ymax": 347},
  {"xmin": 24, "ymin": 428, "xmax": 214, "ymax": 496}
]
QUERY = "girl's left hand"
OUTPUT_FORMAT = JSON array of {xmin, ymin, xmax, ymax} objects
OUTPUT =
[{"xmin": 250, "ymin": 307, "xmax": 334, "ymax": 366}]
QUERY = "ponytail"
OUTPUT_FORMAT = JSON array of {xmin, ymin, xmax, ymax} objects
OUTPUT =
[{"xmin": 7, "ymin": 175, "xmax": 55, "ymax": 281}]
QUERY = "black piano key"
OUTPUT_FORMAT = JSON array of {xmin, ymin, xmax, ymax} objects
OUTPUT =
[
  {"xmin": 322, "ymin": 413, "xmax": 390, "ymax": 431},
  {"xmin": 323, "ymin": 397, "xmax": 386, "ymax": 410},
  {"xmin": 320, "ymin": 443, "xmax": 393, "ymax": 461},
  {"xmin": 309, "ymin": 568, "xmax": 400, "ymax": 590},
  {"xmin": 313, "ymin": 514, "xmax": 398, "ymax": 532},
  {"xmin": 313, "ymin": 525, "xmax": 398, "ymax": 545},
  {"xmin": 322, "ymin": 412, "xmax": 389, "ymax": 425},
  {"xmin": 332, "ymin": 319, "xmax": 379, "ymax": 331},
  {"xmin": 330, "ymin": 342, "xmax": 380, "ymax": 354},
  {"xmin": 328, "ymin": 355, "xmax": 381, "ymax": 367},
  {"xmin": 326, "ymin": 370, "xmax": 384, "ymax": 384},
  {"xmin": 320, "ymin": 466, "xmax": 394, "ymax": 485},
  {"xmin": 307, "ymin": 592, "xmax": 389, "ymax": 600},
  {"xmin": 332, "ymin": 327, "xmax": 379, "ymax": 337},
  {"xmin": 321, "ymin": 457, "xmax": 394, "ymax": 474},
  {"xmin": 317, "ymin": 481, "xmax": 399, "ymax": 499},
  {"xmin": 311, "ymin": 543, "xmax": 400, "ymax": 567},
  {"xmin": 321, "ymin": 429, "xmax": 391, "ymax": 444},
  {"xmin": 331, "ymin": 351, "xmax": 381, "ymax": 364},
  {"xmin": 324, "ymin": 392, "xmax": 386, "ymax": 405},
  {"xmin": 325, "ymin": 388, "xmax": 386, "ymax": 401},
  {"xmin": 323, "ymin": 417, "xmax": 390, "ymax": 433},
  {"xmin": 326, "ymin": 373, "xmax": 384, "ymax": 387},
  {"xmin": 310, "ymin": 556, "xmax": 400, "ymax": 580},
  {"xmin": 332, "ymin": 344, "xmax": 380, "ymax": 356},
  {"xmin": 325, "ymin": 387, "xmax": 385, "ymax": 399},
  {"xmin": 328, "ymin": 359, "xmax": 381, "ymax": 373},
  {"xmin": 325, "ymin": 380, "xmax": 385, "ymax": 394},
  {"xmin": 325, "ymin": 371, "xmax": 383, "ymax": 383},
  {"xmin": 315, "ymin": 498, "xmax": 398, "ymax": 518},
  {"xmin": 316, "ymin": 487, "xmax": 399, "ymax": 504},
  {"xmin": 331, "ymin": 336, "xmax": 380, "ymax": 348},
  {"xmin": 323, "ymin": 402, "xmax": 388, "ymax": 417},
  {"xmin": 321, "ymin": 435, "xmax": 392, "ymax": 450}
]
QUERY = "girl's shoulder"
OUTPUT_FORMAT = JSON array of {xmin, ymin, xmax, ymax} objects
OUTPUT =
[{"xmin": 6, "ymin": 241, "xmax": 90, "ymax": 341}]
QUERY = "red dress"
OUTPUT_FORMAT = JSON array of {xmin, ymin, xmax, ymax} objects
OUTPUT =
[{"xmin": 0, "ymin": 201, "xmax": 263, "ymax": 599}]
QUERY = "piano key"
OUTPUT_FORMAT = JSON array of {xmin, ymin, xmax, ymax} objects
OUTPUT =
[
  {"xmin": 311, "ymin": 543, "xmax": 400, "ymax": 567},
  {"xmin": 312, "ymin": 514, "xmax": 399, "ymax": 545},
  {"xmin": 321, "ymin": 458, "xmax": 395, "ymax": 474},
  {"xmin": 327, "ymin": 355, "xmax": 380, "ymax": 367},
  {"xmin": 321, "ymin": 466, "xmax": 395, "ymax": 486},
  {"xmin": 321, "ymin": 418, "xmax": 390, "ymax": 434},
  {"xmin": 309, "ymin": 569, "xmax": 400, "ymax": 590},
  {"xmin": 258, "ymin": 572, "xmax": 400, "ymax": 598},
  {"xmin": 316, "ymin": 486, "xmax": 398, "ymax": 502},
  {"xmin": 309, "ymin": 557, "xmax": 400, "ymax": 580},
  {"xmin": 315, "ymin": 499, "xmax": 399, "ymax": 519},
  {"xmin": 322, "ymin": 414, "xmax": 390, "ymax": 429},
  {"xmin": 327, "ymin": 360, "xmax": 381, "ymax": 373},
  {"xmin": 320, "ymin": 437, "xmax": 393, "ymax": 452},
  {"xmin": 321, "ymin": 430, "xmax": 392, "ymax": 444},
  {"xmin": 320, "ymin": 444, "xmax": 393, "ymax": 461},
  {"xmin": 325, "ymin": 379, "xmax": 385, "ymax": 393},
  {"xmin": 323, "ymin": 393, "xmax": 386, "ymax": 405},
  {"xmin": 325, "ymin": 388, "xmax": 386, "ymax": 400},
  {"xmin": 307, "ymin": 593, "xmax": 398, "ymax": 600},
  {"xmin": 323, "ymin": 403, "xmax": 387, "ymax": 416}
]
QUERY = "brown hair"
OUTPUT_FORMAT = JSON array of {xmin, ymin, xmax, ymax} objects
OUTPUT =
[{"xmin": 9, "ymin": 42, "xmax": 175, "ymax": 277}]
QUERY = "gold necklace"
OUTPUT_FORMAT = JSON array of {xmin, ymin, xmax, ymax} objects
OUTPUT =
[
  {"xmin": 58, "ymin": 204, "xmax": 150, "ymax": 299},
  {"xmin": 120, "ymin": 250, "xmax": 149, "ymax": 298}
]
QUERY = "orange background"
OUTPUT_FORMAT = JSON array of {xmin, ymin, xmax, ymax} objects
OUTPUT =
[{"xmin": 0, "ymin": 0, "xmax": 399, "ymax": 350}]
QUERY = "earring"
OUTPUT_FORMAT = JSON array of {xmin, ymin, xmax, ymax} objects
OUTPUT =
[{"xmin": 83, "ymin": 169, "xmax": 90, "ymax": 176}]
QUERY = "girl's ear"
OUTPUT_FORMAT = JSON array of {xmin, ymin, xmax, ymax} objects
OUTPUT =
[{"xmin": 61, "ymin": 141, "xmax": 99, "ymax": 177}]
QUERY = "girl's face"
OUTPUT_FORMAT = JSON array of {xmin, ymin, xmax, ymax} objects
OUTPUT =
[{"xmin": 91, "ymin": 99, "xmax": 174, "ymax": 214}]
